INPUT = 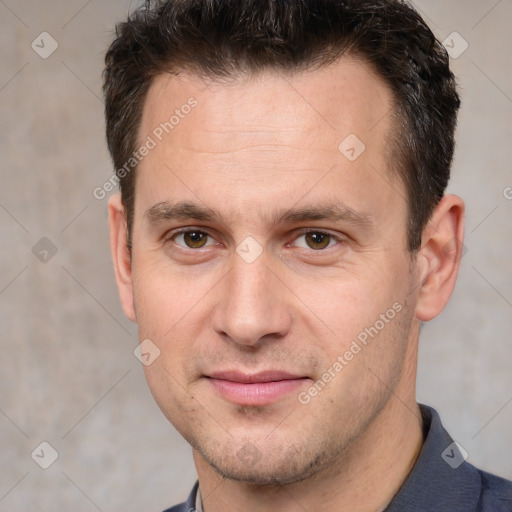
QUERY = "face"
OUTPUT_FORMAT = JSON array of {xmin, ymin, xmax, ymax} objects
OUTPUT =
[{"xmin": 120, "ymin": 59, "xmax": 425, "ymax": 484}]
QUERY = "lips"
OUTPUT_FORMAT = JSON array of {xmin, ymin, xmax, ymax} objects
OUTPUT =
[{"xmin": 206, "ymin": 370, "xmax": 310, "ymax": 406}]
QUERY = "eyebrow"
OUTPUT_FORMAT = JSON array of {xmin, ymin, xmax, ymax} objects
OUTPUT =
[
  {"xmin": 277, "ymin": 205, "xmax": 374, "ymax": 227},
  {"xmin": 144, "ymin": 201, "xmax": 220, "ymax": 223},
  {"xmin": 143, "ymin": 201, "xmax": 375, "ymax": 229}
]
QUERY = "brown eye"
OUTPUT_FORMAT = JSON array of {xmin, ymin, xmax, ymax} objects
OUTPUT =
[
  {"xmin": 174, "ymin": 230, "xmax": 212, "ymax": 249},
  {"xmin": 304, "ymin": 232, "xmax": 332, "ymax": 250}
]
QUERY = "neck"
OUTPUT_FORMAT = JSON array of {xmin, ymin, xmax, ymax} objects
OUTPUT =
[{"xmin": 193, "ymin": 396, "xmax": 424, "ymax": 512}]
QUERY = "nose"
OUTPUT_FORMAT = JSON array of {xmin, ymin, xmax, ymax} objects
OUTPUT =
[{"xmin": 211, "ymin": 251, "xmax": 292, "ymax": 348}]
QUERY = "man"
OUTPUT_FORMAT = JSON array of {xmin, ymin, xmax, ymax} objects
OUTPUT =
[{"xmin": 103, "ymin": 0, "xmax": 512, "ymax": 510}]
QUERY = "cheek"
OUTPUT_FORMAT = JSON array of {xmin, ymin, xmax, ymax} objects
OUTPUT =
[
  {"xmin": 143, "ymin": 359, "xmax": 198, "ymax": 431},
  {"xmin": 295, "ymin": 264, "xmax": 412, "ymax": 365},
  {"xmin": 298, "ymin": 278, "xmax": 390, "ymax": 338},
  {"xmin": 132, "ymin": 262, "xmax": 209, "ymax": 377},
  {"xmin": 132, "ymin": 260, "xmax": 199, "ymax": 338}
]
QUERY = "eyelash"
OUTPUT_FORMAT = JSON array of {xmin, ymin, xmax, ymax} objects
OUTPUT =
[
  {"xmin": 165, "ymin": 228, "xmax": 217, "ymax": 249},
  {"xmin": 164, "ymin": 228, "xmax": 343, "ymax": 252},
  {"xmin": 289, "ymin": 229, "xmax": 342, "ymax": 250}
]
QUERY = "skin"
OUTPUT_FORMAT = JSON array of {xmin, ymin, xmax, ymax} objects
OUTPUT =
[{"xmin": 109, "ymin": 57, "xmax": 465, "ymax": 511}]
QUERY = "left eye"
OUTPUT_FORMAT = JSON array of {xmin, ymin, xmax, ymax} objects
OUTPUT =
[
  {"xmin": 293, "ymin": 232, "xmax": 337, "ymax": 250},
  {"xmin": 172, "ymin": 230, "xmax": 215, "ymax": 249}
]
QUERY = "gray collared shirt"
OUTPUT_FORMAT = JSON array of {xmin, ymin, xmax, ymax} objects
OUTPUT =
[{"xmin": 163, "ymin": 405, "xmax": 512, "ymax": 511}]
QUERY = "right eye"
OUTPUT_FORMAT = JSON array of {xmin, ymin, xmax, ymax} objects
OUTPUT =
[{"xmin": 170, "ymin": 229, "xmax": 216, "ymax": 249}]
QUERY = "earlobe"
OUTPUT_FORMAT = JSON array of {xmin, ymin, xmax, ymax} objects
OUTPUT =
[
  {"xmin": 108, "ymin": 193, "xmax": 136, "ymax": 322},
  {"xmin": 415, "ymin": 195, "xmax": 465, "ymax": 322}
]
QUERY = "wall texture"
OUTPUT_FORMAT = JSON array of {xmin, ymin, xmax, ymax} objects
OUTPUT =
[{"xmin": 0, "ymin": 1, "xmax": 511, "ymax": 510}]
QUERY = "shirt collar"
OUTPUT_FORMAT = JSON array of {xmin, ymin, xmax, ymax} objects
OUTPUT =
[
  {"xmin": 195, "ymin": 484, "xmax": 204, "ymax": 512},
  {"xmin": 384, "ymin": 404, "xmax": 481, "ymax": 511}
]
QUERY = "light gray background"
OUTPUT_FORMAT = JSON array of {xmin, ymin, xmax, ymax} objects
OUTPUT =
[{"xmin": 0, "ymin": 1, "xmax": 511, "ymax": 510}]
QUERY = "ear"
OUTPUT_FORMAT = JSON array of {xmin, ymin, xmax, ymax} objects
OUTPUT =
[
  {"xmin": 108, "ymin": 193, "xmax": 136, "ymax": 322},
  {"xmin": 415, "ymin": 194, "xmax": 465, "ymax": 322}
]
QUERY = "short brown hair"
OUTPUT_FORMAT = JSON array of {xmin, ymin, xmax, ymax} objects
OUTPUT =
[{"xmin": 103, "ymin": 0, "xmax": 460, "ymax": 251}]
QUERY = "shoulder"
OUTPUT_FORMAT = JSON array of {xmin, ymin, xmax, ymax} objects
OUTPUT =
[
  {"xmin": 475, "ymin": 468, "xmax": 512, "ymax": 511},
  {"xmin": 161, "ymin": 503, "xmax": 194, "ymax": 512},
  {"xmin": 161, "ymin": 481, "xmax": 199, "ymax": 512}
]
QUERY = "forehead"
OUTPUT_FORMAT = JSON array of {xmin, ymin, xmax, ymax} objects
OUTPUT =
[
  {"xmin": 134, "ymin": 57, "xmax": 403, "ymax": 232},
  {"xmin": 140, "ymin": 57, "xmax": 393, "ymax": 148}
]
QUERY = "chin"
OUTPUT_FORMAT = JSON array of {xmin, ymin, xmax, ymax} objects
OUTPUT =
[{"xmin": 196, "ymin": 440, "xmax": 338, "ymax": 486}]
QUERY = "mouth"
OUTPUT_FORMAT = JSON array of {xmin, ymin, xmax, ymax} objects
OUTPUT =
[{"xmin": 205, "ymin": 370, "xmax": 310, "ymax": 406}]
